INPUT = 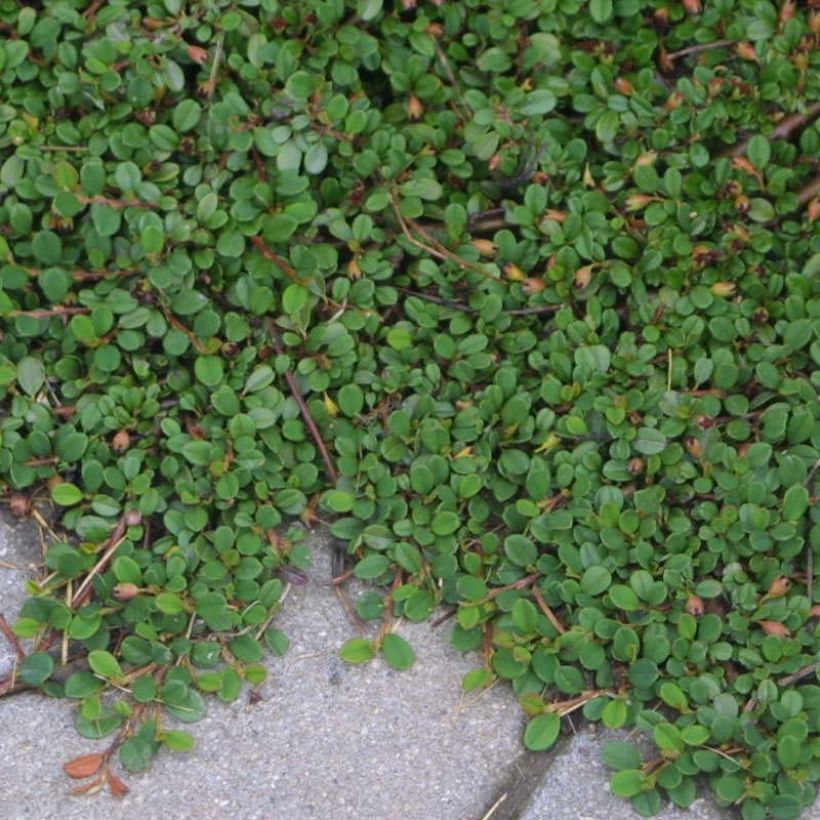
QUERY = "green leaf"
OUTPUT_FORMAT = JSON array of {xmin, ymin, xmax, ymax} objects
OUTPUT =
[
  {"xmin": 51, "ymin": 483, "xmax": 83, "ymax": 506},
  {"xmin": 194, "ymin": 356, "xmax": 224, "ymax": 387},
  {"xmin": 88, "ymin": 650, "xmax": 123, "ymax": 680},
  {"xmin": 381, "ymin": 633, "xmax": 415, "ymax": 670},
  {"xmin": 747, "ymin": 134, "xmax": 770, "ymax": 170},
  {"xmin": 523, "ymin": 713, "xmax": 561, "ymax": 751},
  {"xmin": 20, "ymin": 652, "xmax": 54, "ymax": 685},
  {"xmin": 16, "ymin": 356, "xmax": 45, "ymax": 397},
  {"xmin": 172, "ymin": 99, "xmax": 202, "ymax": 132},
  {"xmin": 782, "ymin": 485, "xmax": 808, "ymax": 522},
  {"xmin": 633, "ymin": 428, "xmax": 667, "ymax": 455},
  {"xmin": 339, "ymin": 637, "xmax": 375, "ymax": 665},
  {"xmin": 161, "ymin": 730, "xmax": 195, "ymax": 752},
  {"xmin": 610, "ymin": 769, "xmax": 645, "ymax": 798},
  {"xmin": 590, "ymin": 0, "xmax": 613, "ymax": 24}
]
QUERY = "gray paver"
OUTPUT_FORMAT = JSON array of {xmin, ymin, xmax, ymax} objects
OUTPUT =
[
  {"xmin": 0, "ymin": 513, "xmax": 524, "ymax": 820},
  {"xmin": 515, "ymin": 727, "xmax": 726, "ymax": 820},
  {"xmin": 3, "ymin": 512, "xmax": 806, "ymax": 819}
]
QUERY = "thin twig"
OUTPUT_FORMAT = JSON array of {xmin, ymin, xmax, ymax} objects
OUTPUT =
[
  {"xmin": 434, "ymin": 42, "xmax": 471, "ymax": 118},
  {"xmin": 778, "ymin": 662, "xmax": 818, "ymax": 688},
  {"xmin": 488, "ymin": 571, "xmax": 542, "ymax": 599},
  {"xmin": 76, "ymin": 194, "xmax": 152, "ymax": 209},
  {"xmin": 532, "ymin": 584, "xmax": 566, "ymax": 634},
  {"xmin": 205, "ymin": 33, "xmax": 224, "ymax": 100},
  {"xmin": 70, "ymin": 514, "xmax": 131, "ymax": 609},
  {"xmin": 249, "ymin": 235, "xmax": 309, "ymax": 286},
  {"xmin": 480, "ymin": 793, "xmax": 508, "ymax": 820},
  {"xmin": 430, "ymin": 607, "xmax": 457, "ymax": 629},
  {"xmin": 391, "ymin": 198, "xmax": 502, "ymax": 282},
  {"xmin": 159, "ymin": 304, "xmax": 207, "ymax": 353},
  {"xmin": 5, "ymin": 307, "xmax": 89, "ymax": 319},
  {"xmin": 35, "ymin": 145, "xmax": 89, "ymax": 152},
  {"xmin": 264, "ymin": 319, "xmax": 338, "ymax": 482},
  {"xmin": 726, "ymin": 102, "xmax": 820, "ymax": 157},
  {"xmin": 0, "ymin": 614, "xmax": 26, "ymax": 661},
  {"xmin": 666, "ymin": 39, "xmax": 732, "ymax": 61}
]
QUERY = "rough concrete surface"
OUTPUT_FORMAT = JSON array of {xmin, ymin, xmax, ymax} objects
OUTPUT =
[
  {"xmin": 0, "ymin": 512, "xmax": 524, "ymax": 820},
  {"xmin": 0, "ymin": 510, "xmax": 798, "ymax": 820}
]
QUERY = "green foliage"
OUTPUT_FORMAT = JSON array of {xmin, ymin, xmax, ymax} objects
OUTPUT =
[{"xmin": 0, "ymin": 0, "xmax": 818, "ymax": 814}]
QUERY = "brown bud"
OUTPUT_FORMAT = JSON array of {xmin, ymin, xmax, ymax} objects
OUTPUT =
[
  {"xmin": 665, "ymin": 92, "xmax": 684, "ymax": 111},
  {"xmin": 425, "ymin": 23, "xmax": 443, "ymax": 37},
  {"xmin": 47, "ymin": 474, "xmax": 64, "ymax": 493},
  {"xmin": 523, "ymin": 277, "xmax": 546, "ymax": 294},
  {"xmin": 221, "ymin": 342, "xmax": 240, "ymax": 358},
  {"xmin": 471, "ymin": 239, "xmax": 497, "ymax": 256},
  {"xmin": 767, "ymin": 577, "xmax": 790, "ymax": 598},
  {"xmin": 685, "ymin": 437, "xmax": 703, "ymax": 459},
  {"xmin": 187, "ymin": 45, "xmax": 210, "ymax": 64},
  {"xmin": 111, "ymin": 430, "xmax": 131, "ymax": 453},
  {"xmin": 124, "ymin": 509, "xmax": 142, "ymax": 527},
  {"xmin": 758, "ymin": 620, "xmax": 790, "ymax": 637},
  {"xmin": 614, "ymin": 78, "xmax": 633, "ymax": 95},
  {"xmin": 810, "ymin": 12, "xmax": 820, "ymax": 35},
  {"xmin": 686, "ymin": 594, "xmax": 705, "ymax": 616},
  {"xmin": 734, "ymin": 194, "xmax": 750, "ymax": 213},
  {"xmin": 135, "ymin": 109, "xmax": 156, "ymax": 126},
  {"xmin": 635, "ymin": 152, "xmax": 657, "ymax": 167},
  {"xmin": 735, "ymin": 42, "xmax": 759, "ymax": 62},
  {"xmin": 779, "ymin": 0, "xmax": 796, "ymax": 24},
  {"xmin": 8, "ymin": 493, "xmax": 31, "ymax": 518},
  {"xmin": 625, "ymin": 194, "xmax": 655, "ymax": 211},
  {"xmin": 710, "ymin": 281, "xmax": 736, "ymax": 297},
  {"xmin": 627, "ymin": 457, "xmax": 645, "ymax": 475},
  {"xmin": 808, "ymin": 198, "xmax": 820, "ymax": 222},
  {"xmin": 113, "ymin": 583, "xmax": 141, "ymax": 601},
  {"xmin": 488, "ymin": 153, "xmax": 502, "ymax": 173},
  {"xmin": 347, "ymin": 256, "xmax": 362, "ymax": 279},
  {"xmin": 682, "ymin": 0, "xmax": 701, "ymax": 13},
  {"xmin": 504, "ymin": 263, "xmax": 525, "ymax": 281},
  {"xmin": 653, "ymin": 8, "xmax": 669, "ymax": 24},
  {"xmin": 544, "ymin": 209, "xmax": 567, "ymax": 223},
  {"xmin": 407, "ymin": 94, "xmax": 424, "ymax": 120},
  {"xmin": 574, "ymin": 265, "xmax": 593, "ymax": 289}
]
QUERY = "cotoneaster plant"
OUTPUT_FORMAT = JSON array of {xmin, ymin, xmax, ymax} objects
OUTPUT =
[{"xmin": 0, "ymin": 1, "xmax": 817, "ymax": 817}]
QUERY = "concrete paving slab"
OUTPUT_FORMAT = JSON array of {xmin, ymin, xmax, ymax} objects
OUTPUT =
[
  {"xmin": 514, "ymin": 726, "xmax": 727, "ymax": 820},
  {"xmin": 2, "ymin": 512, "xmax": 806, "ymax": 820},
  {"xmin": 0, "ymin": 512, "xmax": 525, "ymax": 820}
]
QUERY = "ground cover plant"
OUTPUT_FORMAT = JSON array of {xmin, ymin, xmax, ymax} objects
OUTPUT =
[{"xmin": 0, "ymin": 0, "xmax": 817, "ymax": 815}]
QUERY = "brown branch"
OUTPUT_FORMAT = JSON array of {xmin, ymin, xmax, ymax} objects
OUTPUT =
[
  {"xmin": 249, "ymin": 235, "xmax": 309, "ymax": 286},
  {"xmin": 390, "ymin": 198, "xmax": 501, "ymax": 282},
  {"xmin": 725, "ymin": 102, "xmax": 820, "ymax": 157},
  {"xmin": 5, "ymin": 307, "xmax": 89, "ymax": 319},
  {"xmin": 532, "ymin": 584, "xmax": 566, "ymax": 634},
  {"xmin": 430, "ymin": 607, "xmax": 457, "ymax": 629},
  {"xmin": 434, "ymin": 42, "xmax": 471, "ymax": 118},
  {"xmin": 488, "ymin": 571, "xmax": 542, "ymax": 599},
  {"xmin": 159, "ymin": 304, "xmax": 207, "ymax": 353},
  {"xmin": 24, "ymin": 267, "xmax": 139, "ymax": 283},
  {"xmin": 204, "ymin": 33, "xmax": 224, "ymax": 100},
  {"xmin": 264, "ymin": 319, "xmax": 338, "ymax": 483},
  {"xmin": 666, "ymin": 39, "xmax": 732, "ymax": 61},
  {"xmin": 778, "ymin": 662, "xmax": 818, "ymax": 688},
  {"xmin": 398, "ymin": 287, "xmax": 562, "ymax": 316},
  {"xmin": 0, "ymin": 614, "xmax": 26, "ymax": 661},
  {"xmin": 76, "ymin": 195, "xmax": 152, "ymax": 209},
  {"xmin": 23, "ymin": 457, "xmax": 58, "ymax": 468},
  {"xmin": 796, "ymin": 176, "xmax": 820, "ymax": 207},
  {"xmin": 70, "ymin": 513, "xmax": 135, "ymax": 609}
]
